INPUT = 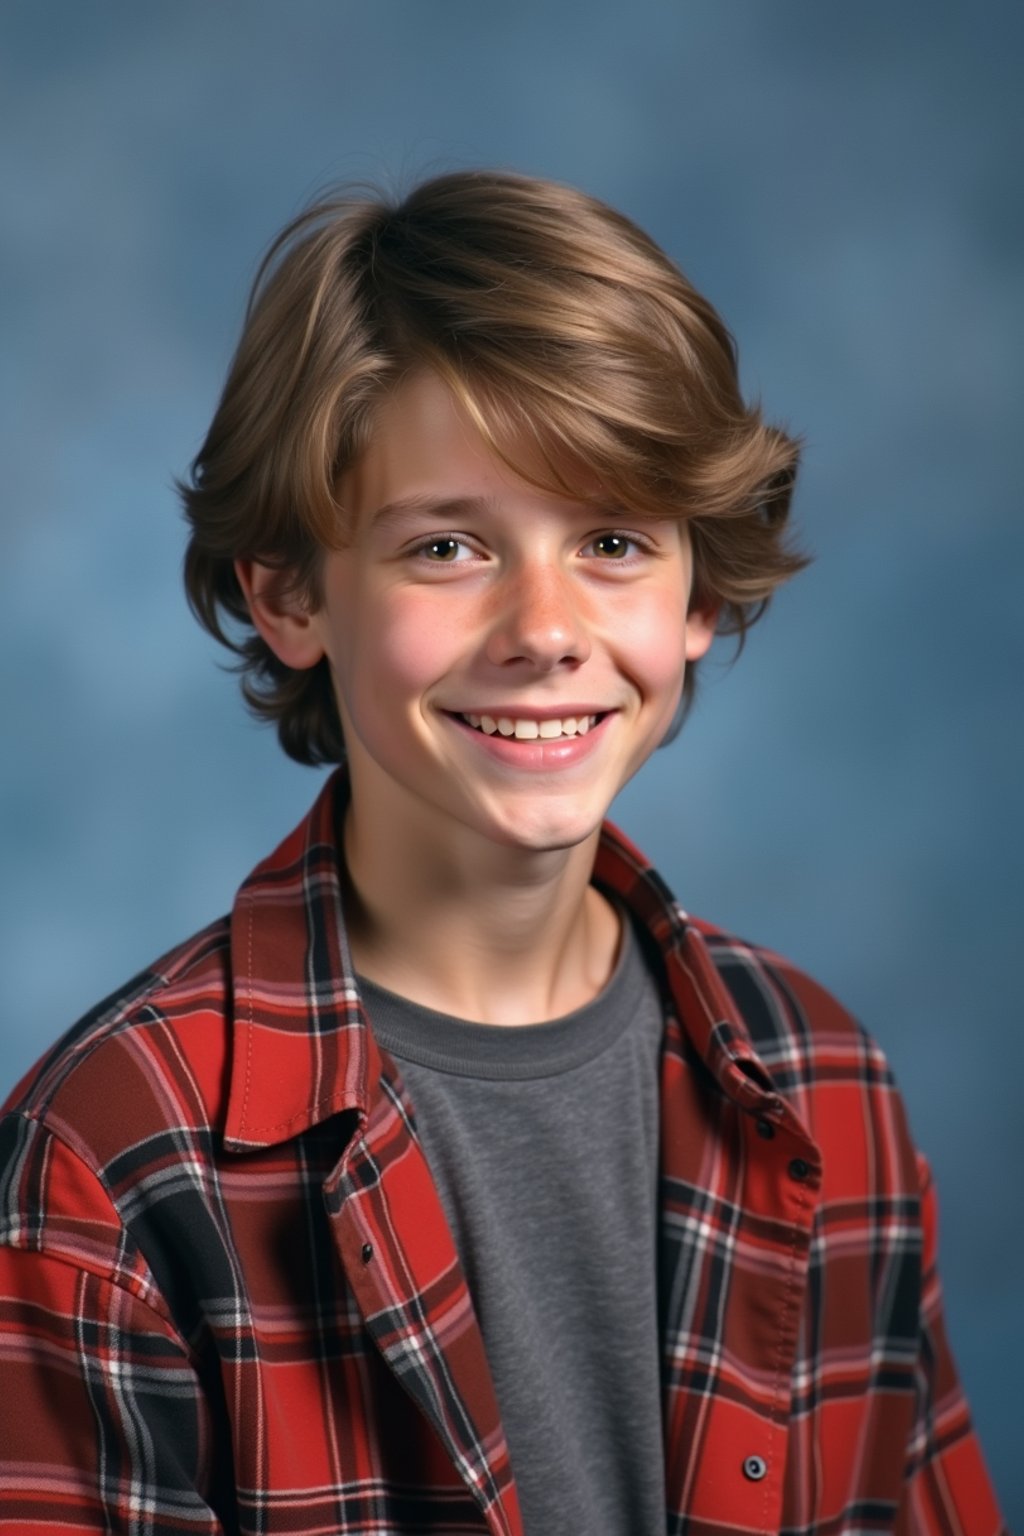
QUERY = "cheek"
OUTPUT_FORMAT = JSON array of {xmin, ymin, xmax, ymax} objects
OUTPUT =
[
  {"xmin": 612, "ymin": 589, "xmax": 690, "ymax": 694},
  {"xmin": 340, "ymin": 589, "xmax": 463, "ymax": 709}
]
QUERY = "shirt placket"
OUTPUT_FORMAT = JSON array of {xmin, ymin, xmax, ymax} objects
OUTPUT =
[
  {"xmin": 323, "ymin": 1081, "xmax": 524, "ymax": 1536},
  {"xmin": 659, "ymin": 924, "xmax": 821, "ymax": 1532}
]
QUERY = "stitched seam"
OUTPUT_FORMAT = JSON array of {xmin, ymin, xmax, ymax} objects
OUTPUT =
[
  {"xmin": 762, "ymin": 1185, "xmax": 806, "ymax": 1533},
  {"xmin": 238, "ymin": 892, "xmax": 356, "ymax": 1135},
  {"xmin": 0, "ymin": 1240, "xmax": 200, "ymax": 1364},
  {"xmin": 241, "ymin": 891, "xmax": 255, "ymax": 1133},
  {"xmin": 239, "ymin": 1096, "xmax": 357, "ymax": 1136},
  {"xmin": 2, "ymin": 1116, "xmax": 185, "ymax": 1342}
]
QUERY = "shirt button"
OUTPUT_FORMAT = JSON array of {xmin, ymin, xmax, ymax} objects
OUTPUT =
[
  {"xmin": 742, "ymin": 1454, "xmax": 768, "ymax": 1481},
  {"xmin": 788, "ymin": 1156, "xmax": 811, "ymax": 1182},
  {"xmin": 755, "ymin": 1117, "xmax": 775, "ymax": 1139},
  {"xmin": 361, "ymin": 1242, "xmax": 374, "ymax": 1263}
]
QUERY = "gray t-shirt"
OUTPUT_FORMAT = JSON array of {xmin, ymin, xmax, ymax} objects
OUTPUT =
[{"xmin": 358, "ymin": 903, "xmax": 667, "ymax": 1535}]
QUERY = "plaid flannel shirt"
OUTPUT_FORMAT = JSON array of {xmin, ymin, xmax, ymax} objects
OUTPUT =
[{"xmin": 0, "ymin": 770, "xmax": 1005, "ymax": 1534}]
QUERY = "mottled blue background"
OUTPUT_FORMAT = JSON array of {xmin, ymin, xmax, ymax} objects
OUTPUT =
[{"xmin": 2, "ymin": 1, "xmax": 1020, "ymax": 1519}]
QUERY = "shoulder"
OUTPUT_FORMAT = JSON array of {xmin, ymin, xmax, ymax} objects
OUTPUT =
[
  {"xmin": 0, "ymin": 916, "xmax": 235, "ymax": 1326},
  {"xmin": 2, "ymin": 914, "xmax": 234, "ymax": 1159},
  {"xmin": 600, "ymin": 820, "xmax": 894, "ymax": 1096},
  {"xmin": 690, "ymin": 917, "xmax": 921, "ymax": 1189},
  {"xmin": 694, "ymin": 916, "xmax": 893, "ymax": 1086}
]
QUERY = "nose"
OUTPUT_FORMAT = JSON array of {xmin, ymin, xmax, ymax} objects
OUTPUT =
[{"xmin": 484, "ymin": 558, "xmax": 592, "ymax": 670}]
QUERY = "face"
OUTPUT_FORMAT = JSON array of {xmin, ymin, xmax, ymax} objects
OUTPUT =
[{"xmin": 248, "ymin": 372, "xmax": 715, "ymax": 860}]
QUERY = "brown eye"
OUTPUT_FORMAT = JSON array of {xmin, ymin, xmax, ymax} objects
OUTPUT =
[
  {"xmin": 425, "ymin": 538, "xmax": 461, "ymax": 561},
  {"xmin": 591, "ymin": 534, "xmax": 632, "ymax": 559}
]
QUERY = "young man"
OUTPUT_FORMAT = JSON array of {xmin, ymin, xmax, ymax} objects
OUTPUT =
[{"xmin": 0, "ymin": 172, "xmax": 1005, "ymax": 1534}]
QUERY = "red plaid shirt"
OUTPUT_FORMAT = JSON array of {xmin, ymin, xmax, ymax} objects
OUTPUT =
[{"xmin": 0, "ymin": 771, "xmax": 1005, "ymax": 1534}]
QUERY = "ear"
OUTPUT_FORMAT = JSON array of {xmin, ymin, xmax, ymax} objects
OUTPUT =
[
  {"xmin": 684, "ymin": 597, "xmax": 719, "ymax": 662},
  {"xmin": 234, "ymin": 559, "xmax": 326, "ymax": 671}
]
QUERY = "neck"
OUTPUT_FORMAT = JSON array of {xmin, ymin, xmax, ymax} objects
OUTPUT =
[{"xmin": 340, "ymin": 797, "xmax": 621, "ymax": 1026}]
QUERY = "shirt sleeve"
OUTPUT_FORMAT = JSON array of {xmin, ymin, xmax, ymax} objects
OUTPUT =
[
  {"xmin": 896, "ymin": 1153, "xmax": 1007, "ymax": 1536},
  {"xmin": 0, "ymin": 1112, "xmax": 227, "ymax": 1535}
]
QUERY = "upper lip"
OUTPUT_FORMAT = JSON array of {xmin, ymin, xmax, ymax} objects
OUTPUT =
[{"xmin": 446, "ymin": 706, "xmax": 612, "ymax": 720}]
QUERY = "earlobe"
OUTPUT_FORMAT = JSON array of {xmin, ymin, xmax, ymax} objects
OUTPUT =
[{"xmin": 234, "ymin": 559, "xmax": 326, "ymax": 671}]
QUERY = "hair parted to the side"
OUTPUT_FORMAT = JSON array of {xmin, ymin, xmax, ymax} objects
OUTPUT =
[{"xmin": 181, "ymin": 169, "xmax": 807, "ymax": 766}]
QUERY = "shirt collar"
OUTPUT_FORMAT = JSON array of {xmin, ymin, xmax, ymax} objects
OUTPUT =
[{"xmin": 224, "ymin": 768, "xmax": 779, "ymax": 1151}]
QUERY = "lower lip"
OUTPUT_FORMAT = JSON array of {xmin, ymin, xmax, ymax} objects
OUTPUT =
[{"xmin": 444, "ymin": 712, "xmax": 613, "ymax": 769}]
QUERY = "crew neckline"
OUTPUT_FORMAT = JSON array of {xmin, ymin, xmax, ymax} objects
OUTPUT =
[{"xmin": 356, "ymin": 901, "xmax": 644, "ymax": 1081}]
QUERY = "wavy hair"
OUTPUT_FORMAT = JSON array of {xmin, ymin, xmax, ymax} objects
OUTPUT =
[{"xmin": 181, "ymin": 170, "xmax": 806, "ymax": 764}]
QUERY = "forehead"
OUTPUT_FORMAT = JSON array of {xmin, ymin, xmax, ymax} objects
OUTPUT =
[{"xmin": 339, "ymin": 371, "xmax": 605, "ymax": 534}]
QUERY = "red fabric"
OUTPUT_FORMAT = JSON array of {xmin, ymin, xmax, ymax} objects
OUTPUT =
[{"xmin": 0, "ymin": 771, "xmax": 1005, "ymax": 1533}]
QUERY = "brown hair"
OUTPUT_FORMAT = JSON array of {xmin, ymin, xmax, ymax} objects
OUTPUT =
[{"xmin": 181, "ymin": 169, "xmax": 807, "ymax": 765}]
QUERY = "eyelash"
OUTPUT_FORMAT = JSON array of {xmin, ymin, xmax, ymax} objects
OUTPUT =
[
  {"xmin": 410, "ymin": 536, "xmax": 478, "ymax": 564},
  {"xmin": 584, "ymin": 531, "xmax": 654, "ymax": 562},
  {"xmin": 409, "ymin": 531, "xmax": 656, "ymax": 565}
]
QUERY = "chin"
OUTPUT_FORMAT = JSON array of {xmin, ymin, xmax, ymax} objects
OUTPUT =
[{"xmin": 484, "ymin": 809, "xmax": 605, "ymax": 854}]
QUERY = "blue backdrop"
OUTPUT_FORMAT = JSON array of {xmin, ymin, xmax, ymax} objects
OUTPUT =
[{"xmin": 2, "ymin": 1, "xmax": 1020, "ymax": 1520}]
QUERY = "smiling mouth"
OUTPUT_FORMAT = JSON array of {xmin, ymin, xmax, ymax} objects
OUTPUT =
[{"xmin": 451, "ymin": 712, "xmax": 605, "ymax": 740}]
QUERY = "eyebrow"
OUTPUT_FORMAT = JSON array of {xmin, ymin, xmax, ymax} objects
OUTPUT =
[{"xmin": 368, "ymin": 494, "xmax": 499, "ymax": 529}]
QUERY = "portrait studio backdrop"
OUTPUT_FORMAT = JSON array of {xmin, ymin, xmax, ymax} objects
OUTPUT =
[{"xmin": 2, "ymin": 1, "xmax": 1021, "ymax": 1520}]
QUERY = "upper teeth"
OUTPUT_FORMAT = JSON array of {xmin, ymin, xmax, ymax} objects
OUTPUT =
[{"xmin": 460, "ymin": 713, "xmax": 598, "ymax": 739}]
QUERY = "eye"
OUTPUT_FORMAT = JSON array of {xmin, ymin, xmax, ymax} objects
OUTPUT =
[
  {"xmin": 414, "ymin": 536, "xmax": 473, "ymax": 563},
  {"xmin": 590, "ymin": 534, "xmax": 631, "ymax": 559},
  {"xmin": 582, "ymin": 531, "xmax": 648, "ymax": 561}
]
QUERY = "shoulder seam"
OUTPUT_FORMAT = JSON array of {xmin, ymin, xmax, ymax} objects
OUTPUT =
[
  {"xmin": 0, "ymin": 1110, "xmax": 179, "ymax": 1335},
  {"xmin": 0, "ymin": 1238, "xmax": 197, "ymax": 1362},
  {"xmin": 9, "ymin": 917, "xmax": 232, "ymax": 1119}
]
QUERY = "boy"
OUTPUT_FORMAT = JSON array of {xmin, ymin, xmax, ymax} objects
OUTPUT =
[{"xmin": 0, "ymin": 171, "xmax": 1004, "ymax": 1534}]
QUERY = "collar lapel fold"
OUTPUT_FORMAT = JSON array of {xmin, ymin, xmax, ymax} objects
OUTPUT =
[{"xmin": 224, "ymin": 772, "xmax": 370, "ymax": 1150}]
